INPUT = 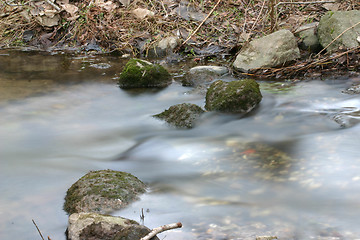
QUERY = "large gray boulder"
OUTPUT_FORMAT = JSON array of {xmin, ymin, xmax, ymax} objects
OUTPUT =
[
  {"xmin": 64, "ymin": 170, "xmax": 147, "ymax": 215},
  {"xmin": 233, "ymin": 29, "xmax": 300, "ymax": 72},
  {"xmin": 67, "ymin": 212, "xmax": 159, "ymax": 240},
  {"xmin": 153, "ymin": 103, "xmax": 205, "ymax": 129},
  {"xmin": 317, "ymin": 10, "xmax": 360, "ymax": 53},
  {"xmin": 205, "ymin": 79, "xmax": 262, "ymax": 113},
  {"xmin": 118, "ymin": 58, "xmax": 172, "ymax": 88}
]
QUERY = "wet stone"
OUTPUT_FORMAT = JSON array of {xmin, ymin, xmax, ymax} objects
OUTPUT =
[
  {"xmin": 153, "ymin": 103, "xmax": 205, "ymax": 129},
  {"xmin": 64, "ymin": 170, "xmax": 146, "ymax": 215}
]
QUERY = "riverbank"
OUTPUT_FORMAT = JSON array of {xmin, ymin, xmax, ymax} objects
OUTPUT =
[{"xmin": 1, "ymin": 0, "xmax": 359, "ymax": 79}]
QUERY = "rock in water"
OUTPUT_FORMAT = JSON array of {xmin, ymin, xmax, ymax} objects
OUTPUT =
[
  {"xmin": 233, "ymin": 29, "xmax": 300, "ymax": 72},
  {"xmin": 67, "ymin": 212, "xmax": 159, "ymax": 240},
  {"xmin": 154, "ymin": 103, "xmax": 205, "ymax": 129},
  {"xmin": 183, "ymin": 65, "xmax": 229, "ymax": 87},
  {"xmin": 118, "ymin": 58, "xmax": 172, "ymax": 88},
  {"xmin": 205, "ymin": 79, "xmax": 262, "ymax": 113},
  {"xmin": 64, "ymin": 170, "xmax": 146, "ymax": 214},
  {"xmin": 317, "ymin": 10, "xmax": 360, "ymax": 53}
]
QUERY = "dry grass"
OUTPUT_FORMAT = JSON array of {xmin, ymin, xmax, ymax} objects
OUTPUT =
[{"xmin": 0, "ymin": 0, "xmax": 359, "ymax": 57}]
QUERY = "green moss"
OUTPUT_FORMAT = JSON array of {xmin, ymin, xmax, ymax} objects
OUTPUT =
[
  {"xmin": 118, "ymin": 58, "xmax": 172, "ymax": 88},
  {"xmin": 205, "ymin": 79, "xmax": 262, "ymax": 113},
  {"xmin": 153, "ymin": 103, "xmax": 205, "ymax": 129},
  {"xmin": 64, "ymin": 170, "xmax": 146, "ymax": 215}
]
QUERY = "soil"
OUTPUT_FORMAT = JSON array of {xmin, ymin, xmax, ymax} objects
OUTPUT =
[{"xmin": 0, "ymin": 0, "xmax": 359, "ymax": 79}]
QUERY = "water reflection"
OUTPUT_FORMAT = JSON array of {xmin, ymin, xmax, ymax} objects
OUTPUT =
[{"xmin": 1, "ymin": 50, "xmax": 360, "ymax": 239}]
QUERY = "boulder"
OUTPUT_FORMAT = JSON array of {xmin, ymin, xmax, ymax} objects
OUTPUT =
[
  {"xmin": 317, "ymin": 10, "xmax": 360, "ymax": 53},
  {"xmin": 295, "ymin": 22, "xmax": 322, "ymax": 53},
  {"xmin": 153, "ymin": 103, "xmax": 205, "ymax": 129},
  {"xmin": 205, "ymin": 79, "xmax": 262, "ymax": 113},
  {"xmin": 64, "ymin": 170, "xmax": 146, "ymax": 215},
  {"xmin": 183, "ymin": 65, "xmax": 229, "ymax": 87},
  {"xmin": 233, "ymin": 29, "xmax": 300, "ymax": 72},
  {"xmin": 118, "ymin": 58, "xmax": 172, "ymax": 88},
  {"xmin": 67, "ymin": 212, "xmax": 159, "ymax": 240}
]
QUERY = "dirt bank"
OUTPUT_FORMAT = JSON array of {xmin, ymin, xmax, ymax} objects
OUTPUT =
[{"xmin": 1, "ymin": 0, "xmax": 359, "ymax": 78}]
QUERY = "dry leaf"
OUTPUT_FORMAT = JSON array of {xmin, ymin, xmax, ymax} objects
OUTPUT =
[{"xmin": 132, "ymin": 8, "xmax": 155, "ymax": 19}]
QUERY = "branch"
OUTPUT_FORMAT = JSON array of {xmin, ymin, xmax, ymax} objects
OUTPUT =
[
  {"xmin": 44, "ymin": 0, "xmax": 61, "ymax": 11},
  {"xmin": 140, "ymin": 222, "xmax": 182, "ymax": 240},
  {"xmin": 180, "ymin": 0, "xmax": 221, "ymax": 47},
  {"xmin": 32, "ymin": 219, "xmax": 45, "ymax": 240},
  {"xmin": 276, "ymin": 1, "xmax": 336, "ymax": 7}
]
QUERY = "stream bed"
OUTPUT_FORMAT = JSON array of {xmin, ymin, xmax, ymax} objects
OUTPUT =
[{"xmin": 1, "ymin": 50, "xmax": 360, "ymax": 240}]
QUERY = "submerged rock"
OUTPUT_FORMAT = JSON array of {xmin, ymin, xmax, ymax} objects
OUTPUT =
[
  {"xmin": 67, "ymin": 212, "xmax": 158, "ymax": 240},
  {"xmin": 118, "ymin": 58, "xmax": 172, "ymax": 88},
  {"xmin": 154, "ymin": 103, "xmax": 205, "ymax": 129},
  {"xmin": 183, "ymin": 65, "xmax": 229, "ymax": 87},
  {"xmin": 205, "ymin": 79, "xmax": 262, "ymax": 113},
  {"xmin": 64, "ymin": 170, "xmax": 146, "ymax": 215},
  {"xmin": 233, "ymin": 29, "xmax": 300, "ymax": 72},
  {"xmin": 317, "ymin": 10, "xmax": 360, "ymax": 53}
]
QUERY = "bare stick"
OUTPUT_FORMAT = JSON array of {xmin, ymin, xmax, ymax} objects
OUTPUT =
[
  {"xmin": 32, "ymin": 219, "xmax": 45, "ymax": 240},
  {"xmin": 180, "ymin": 0, "xmax": 221, "ymax": 47},
  {"xmin": 316, "ymin": 20, "xmax": 360, "ymax": 57},
  {"xmin": 140, "ymin": 222, "xmax": 182, "ymax": 240},
  {"xmin": 44, "ymin": 0, "xmax": 61, "ymax": 11},
  {"xmin": 276, "ymin": 1, "xmax": 336, "ymax": 7}
]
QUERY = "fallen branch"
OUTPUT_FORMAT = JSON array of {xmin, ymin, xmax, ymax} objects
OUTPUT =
[
  {"xmin": 44, "ymin": 0, "xmax": 61, "ymax": 11},
  {"xmin": 32, "ymin": 219, "xmax": 45, "ymax": 240},
  {"xmin": 140, "ymin": 222, "xmax": 182, "ymax": 240},
  {"xmin": 180, "ymin": 0, "xmax": 221, "ymax": 47},
  {"xmin": 276, "ymin": 1, "xmax": 336, "ymax": 7}
]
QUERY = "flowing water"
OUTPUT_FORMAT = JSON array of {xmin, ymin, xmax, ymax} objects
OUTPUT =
[{"xmin": 1, "ymin": 50, "xmax": 360, "ymax": 240}]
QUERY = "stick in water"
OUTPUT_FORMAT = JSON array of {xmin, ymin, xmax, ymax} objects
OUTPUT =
[
  {"xmin": 140, "ymin": 222, "xmax": 182, "ymax": 240},
  {"xmin": 32, "ymin": 219, "xmax": 45, "ymax": 240}
]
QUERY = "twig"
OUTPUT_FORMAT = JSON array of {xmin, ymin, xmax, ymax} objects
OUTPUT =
[
  {"xmin": 315, "ymin": 20, "xmax": 360, "ymax": 57},
  {"xmin": 180, "ymin": 0, "xmax": 221, "ymax": 47},
  {"xmin": 32, "ymin": 219, "xmax": 45, "ymax": 240},
  {"xmin": 276, "ymin": 1, "xmax": 336, "ymax": 7},
  {"xmin": 140, "ymin": 222, "xmax": 182, "ymax": 240},
  {"xmin": 249, "ymin": 0, "xmax": 266, "ymax": 34},
  {"xmin": 44, "ymin": 0, "xmax": 61, "ymax": 11}
]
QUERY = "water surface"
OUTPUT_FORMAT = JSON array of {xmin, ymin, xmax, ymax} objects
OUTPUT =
[{"xmin": 1, "ymin": 50, "xmax": 360, "ymax": 239}]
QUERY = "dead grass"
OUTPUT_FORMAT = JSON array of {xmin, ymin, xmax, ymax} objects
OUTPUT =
[{"xmin": 0, "ymin": 0, "xmax": 359, "ymax": 63}]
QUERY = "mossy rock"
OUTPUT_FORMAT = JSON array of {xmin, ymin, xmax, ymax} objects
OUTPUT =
[
  {"xmin": 64, "ymin": 170, "xmax": 146, "ymax": 215},
  {"xmin": 67, "ymin": 212, "xmax": 159, "ymax": 240},
  {"xmin": 118, "ymin": 58, "xmax": 172, "ymax": 88},
  {"xmin": 153, "ymin": 103, "xmax": 205, "ymax": 129},
  {"xmin": 205, "ymin": 79, "xmax": 262, "ymax": 113}
]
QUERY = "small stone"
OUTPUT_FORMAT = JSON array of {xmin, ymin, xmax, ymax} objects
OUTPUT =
[
  {"xmin": 183, "ymin": 66, "xmax": 228, "ymax": 87},
  {"xmin": 118, "ymin": 58, "xmax": 172, "ymax": 88},
  {"xmin": 154, "ymin": 103, "xmax": 205, "ymax": 129}
]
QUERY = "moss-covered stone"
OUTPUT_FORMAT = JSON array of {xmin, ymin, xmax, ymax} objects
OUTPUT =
[
  {"xmin": 67, "ymin": 212, "xmax": 159, "ymax": 240},
  {"xmin": 118, "ymin": 58, "xmax": 172, "ymax": 88},
  {"xmin": 64, "ymin": 170, "xmax": 146, "ymax": 215},
  {"xmin": 153, "ymin": 103, "xmax": 205, "ymax": 129},
  {"xmin": 205, "ymin": 79, "xmax": 262, "ymax": 113}
]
